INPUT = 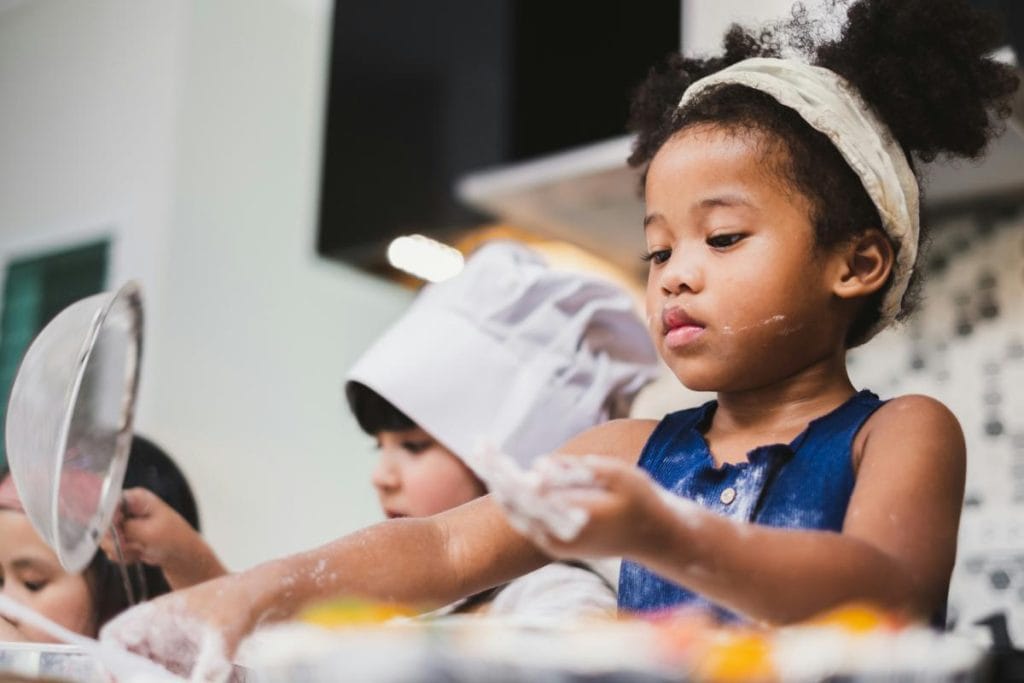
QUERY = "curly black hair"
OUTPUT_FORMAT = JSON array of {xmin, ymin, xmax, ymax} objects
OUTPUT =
[{"xmin": 627, "ymin": 0, "xmax": 1018, "ymax": 346}]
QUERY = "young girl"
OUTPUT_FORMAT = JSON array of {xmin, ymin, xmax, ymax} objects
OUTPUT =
[
  {"xmin": 344, "ymin": 241, "xmax": 659, "ymax": 619},
  {"xmin": 0, "ymin": 473, "xmax": 95, "ymax": 641},
  {"xmin": 101, "ymin": 0, "xmax": 1018, "ymax": 672},
  {"xmin": 0, "ymin": 436, "xmax": 221, "ymax": 641}
]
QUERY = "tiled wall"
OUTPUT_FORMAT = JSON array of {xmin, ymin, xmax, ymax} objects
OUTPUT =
[{"xmin": 849, "ymin": 207, "xmax": 1024, "ymax": 642}]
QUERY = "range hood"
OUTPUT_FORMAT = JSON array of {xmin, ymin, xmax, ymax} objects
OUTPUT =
[
  {"xmin": 457, "ymin": 111, "xmax": 1024, "ymax": 278},
  {"xmin": 456, "ymin": 136, "xmax": 646, "ymax": 279}
]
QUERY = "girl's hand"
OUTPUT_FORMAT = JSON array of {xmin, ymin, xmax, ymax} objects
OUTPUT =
[
  {"xmin": 100, "ymin": 571, "xmax": 260, "ymax": 680},
  {"xmin": 526, "ymin": 455, "xmax": 668, "ymax": 560},
  {"xmin": 100, "ymin": 488, "xmax": 227, "ymax": 589}
]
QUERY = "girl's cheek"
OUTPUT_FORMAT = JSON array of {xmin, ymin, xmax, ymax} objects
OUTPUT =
[
  {"xmin": 38, "ymin": 579, "xmax": 96, "ymax": 637},
  {"xmin": 399, "ymin": 464, "xmax": 441, "ymax": 515},
  {"xmin": 411, "ymin": 464, "xmax": 476, "ymax": 515}
]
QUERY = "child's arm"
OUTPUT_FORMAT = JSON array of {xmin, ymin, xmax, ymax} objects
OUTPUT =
[
  {"xmin": 100, "ymin": 498, "xmax": 553, "ymax": 667},
  {"xmin": 100, "ymin": 420, "xmax": 655, "ymax": 670},
  {"xmin": 537, "ymin": 395, "xmax": 965, "ymax": 624},
  {"xmin": 101, "ymin": 488, "xmax": 228, "ymax": 590}
]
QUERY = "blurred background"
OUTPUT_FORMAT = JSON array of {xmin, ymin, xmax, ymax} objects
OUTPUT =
[{"xmin": 0, "ymin": 0, "xmax": 1022, "ymax": 641}]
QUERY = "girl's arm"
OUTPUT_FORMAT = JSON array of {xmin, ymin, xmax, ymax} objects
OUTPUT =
[
  {"xmin": 100, "ymin": 419, "xmax": 654, "ymax": 673},
  {"xmin": 547, "ymin": 395, "xmax": 965, "ymax": 624},
  {"xmin": 242, "ymin": 421, "xmax": 653, "ymax": 622},
  {"xmin": 100, "ymin": 492, "xmax": 550, "ymax": 667}
]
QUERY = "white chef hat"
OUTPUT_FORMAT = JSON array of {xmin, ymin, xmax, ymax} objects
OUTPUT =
[{"xmin": 345, "ymin": 241, "xmax": 660, "ymax": 471}]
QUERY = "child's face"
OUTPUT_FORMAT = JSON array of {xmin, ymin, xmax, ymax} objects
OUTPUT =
[
  {"xmin": 643, "ymin": 124, "xmax": 845, "ymax": 392},
  {"xmin": 371, "ymin": 427, "xmax": 486, "ymax": 518},
  {"xmin": 0, "ymin": 507, "xmax": 96, "ymax": 641}
]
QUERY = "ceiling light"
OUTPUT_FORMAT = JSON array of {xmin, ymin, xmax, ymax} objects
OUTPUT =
[{"xmin": 387, "ymin": 235, "xmax": 464, "ymax": 282}]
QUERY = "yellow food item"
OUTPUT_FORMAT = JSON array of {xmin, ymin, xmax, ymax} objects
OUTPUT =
[{"xmin": 300, "ymin": 599, "xmax": 418, "ymax": 627}]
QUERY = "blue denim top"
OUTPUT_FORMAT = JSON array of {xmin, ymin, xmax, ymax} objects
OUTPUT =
[{"xmin": 618, "ymin": 390, "xmax": 885, "ymax": 618}]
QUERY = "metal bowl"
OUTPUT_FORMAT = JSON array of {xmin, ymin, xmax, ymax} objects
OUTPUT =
[
  {"xmin": 0, "ymin": 642, "xmax": 107, "ymax": 683},
  {"xmin": 4, "ymin": 282, "xmax": 143, "ymax": 572}
]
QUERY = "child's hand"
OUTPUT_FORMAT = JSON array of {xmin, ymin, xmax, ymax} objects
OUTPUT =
[
  {"xmin": 101, "ymin": 488, "xmax": 227, "ymax": 590},
  {"xmin": 525, "ymin": 455, "xmax": 665, "ymax": 560},
  {"xmin": 102, "ymin": 488, "xmax": 180, "ymax": 566},
  {"xmin": 100, "ymin": 574, "xmax": 253, "ymax": 680}
]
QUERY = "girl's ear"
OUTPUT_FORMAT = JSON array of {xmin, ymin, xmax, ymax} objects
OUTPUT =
[{"xmin": 832, "ymin": 229, "xmax": 895, "ymax": 300}]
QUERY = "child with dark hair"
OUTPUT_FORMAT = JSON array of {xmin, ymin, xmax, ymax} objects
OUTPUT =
[
  {"xmin": 0, "ymin": 435, "xmax": 223, "ymax": 641},
  {"xmin": 102, "ymin": 0, "xmax": 1018, "ymax": 673},
  {"xmin": 346, "ymin": 382, "xmax": 489, "ymax": 523},
  {"xmin": 342, "ymin": 242, "xmax": 660, "ymax": 617}
]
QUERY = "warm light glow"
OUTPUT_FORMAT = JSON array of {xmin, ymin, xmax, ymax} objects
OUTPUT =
[{"xmin": 387, "ymin": 235, "xmax": 465, "ymax": 282}]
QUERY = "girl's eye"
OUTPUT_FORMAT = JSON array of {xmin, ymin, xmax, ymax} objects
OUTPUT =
[
  {"xmin": 641, "ymin": 249, "xmax": 671, "ymax": 265},
  {"xmin": 24, "ymin": 580, "xmax": 46, "ymax": 592},
  {"xmin": 401, "ymin": 440, "xmax": 432, "ymax": 454},
  {"xmin": 707, "ymin": 233, "xmax": 744, "ymax": 249}
]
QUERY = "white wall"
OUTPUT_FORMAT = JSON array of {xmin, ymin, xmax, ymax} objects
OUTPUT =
[
  {"xmin": 141, "ymin": 0, "xmax": 412, "ymax": 569},
  {"xmin": 0, "ymin": 0, "xmax": 185, "ymax": 338},
  {"xmin": 0, "ymin": 0, "xmax": 413, "ymax": 571}
]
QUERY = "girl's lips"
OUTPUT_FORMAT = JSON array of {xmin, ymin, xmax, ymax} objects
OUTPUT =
[
  {"xmin": 662, "ymin": 307, "xmax": 706, "ymax": 349},
  {"xmin": 665, "ymin": 324, "xmax": 705, "ymax": 349}
]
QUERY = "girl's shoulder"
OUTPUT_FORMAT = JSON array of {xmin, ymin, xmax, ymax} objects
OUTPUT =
[
  {"xmin": 559, "ymin": 418, "xmax": 660, "ymax": 465},
  {"xmin": 862, "ymin": 394, "xmax": 962, "ymax": 438},
  {"xmin": 853, "ymin": 394, "xmax": 965, "ymax": 471}
]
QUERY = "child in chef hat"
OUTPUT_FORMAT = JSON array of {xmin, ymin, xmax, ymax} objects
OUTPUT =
[{"xmin": 344, "ymin": 240, "xmax": 660, "ymax": 618}]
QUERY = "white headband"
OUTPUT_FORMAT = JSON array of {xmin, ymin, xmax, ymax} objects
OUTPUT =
[{"xmin": 679, "ymin": 57, "xmax": 919, "ymax": 341}]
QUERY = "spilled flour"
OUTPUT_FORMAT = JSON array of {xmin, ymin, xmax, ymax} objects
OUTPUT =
[
  {"xmin": 468, "ymin": 441, "xmax": 598, "ymax": 543},
  {"xmin": 716, "ymin": 313, "xmax": 806, "ymax": 339},
  {"xmin": 100, "ymin": 600, "xmax": 232, "ymax": 683},
  {"xmin": 721, "ymin": 314, "xmax": 788, "ymax": 335}
]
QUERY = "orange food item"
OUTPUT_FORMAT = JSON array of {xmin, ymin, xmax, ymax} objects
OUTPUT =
[
  {"xmin": 695, "ymin": 631, "xmax": 776, "ymax": 682},
  {"xmin": 806, "ymin": 602, "xmax": 907, "ymax": 633}
]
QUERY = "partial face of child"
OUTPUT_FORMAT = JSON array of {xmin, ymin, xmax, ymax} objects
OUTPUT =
[
  {"xmin": 371, "ymin": 427, "xmax": 486, "ymax": 518},
  {"xmin": 643, "ymin": 124, "xmax": 847, "ymax": 393},
  {"xmin": 0, "ymin": 507, "xmax": 96, "ymax": 641}
]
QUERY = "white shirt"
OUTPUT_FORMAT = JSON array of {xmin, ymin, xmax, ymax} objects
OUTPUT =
[{"xmin": 428, "ymin": 560, "xmax": 618, "ymax": 622}]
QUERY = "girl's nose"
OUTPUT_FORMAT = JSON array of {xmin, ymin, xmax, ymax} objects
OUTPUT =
[
  {"xmin": 370, "ymin": 454, "xmax": 400, "ymax": 492},
  {"xmin": 658, "ymin": 250, "xmax": 703, "ymax": 295}
]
